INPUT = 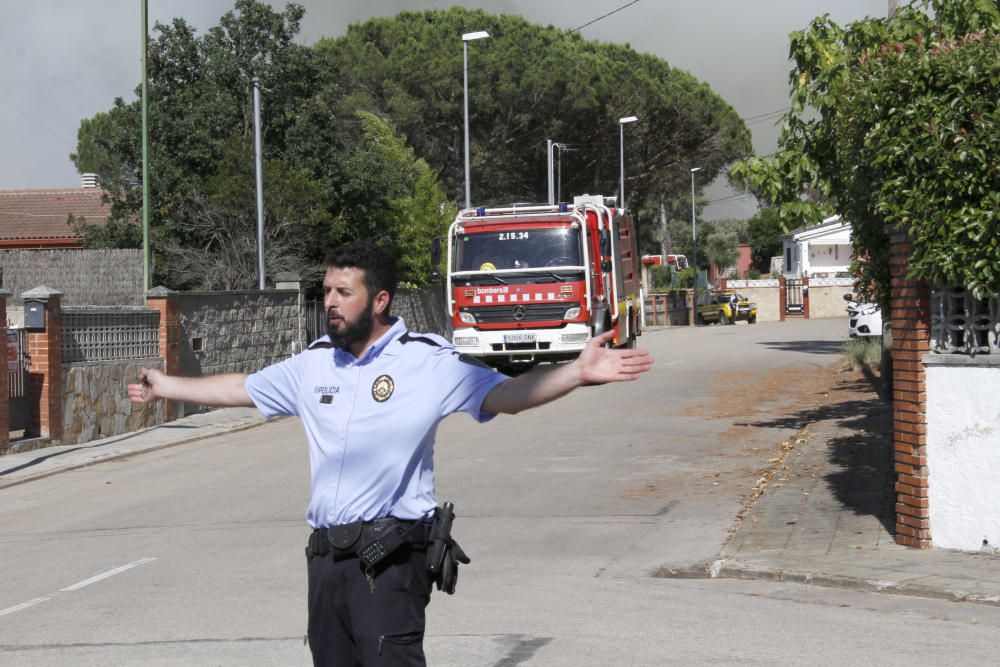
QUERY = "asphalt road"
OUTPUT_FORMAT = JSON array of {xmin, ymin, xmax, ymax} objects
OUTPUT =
[{"xmin": 2, "ymin": 318, "xmax": 999, "ymax": 665}]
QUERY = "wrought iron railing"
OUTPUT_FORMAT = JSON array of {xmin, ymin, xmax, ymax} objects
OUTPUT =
[
  {"xmin": 931, "ymin": 287, "xmax": 1000, "ymax": 356},
  {"xmin": 61, "ymin": 307, "xmax": 160, "ymax": 363}
]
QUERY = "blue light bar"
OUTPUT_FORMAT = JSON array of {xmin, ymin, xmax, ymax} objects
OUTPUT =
[
  {"xmin": 558, "ymin": 202, "xmax": 569, "ymax": 213},
  {"xmin": 476, "ymin": 207, "xmax": 486, "ymax": 216}
]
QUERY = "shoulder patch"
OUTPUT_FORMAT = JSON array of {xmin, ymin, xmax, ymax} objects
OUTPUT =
[
  {"xmin": 455, "ymin": 352, "xmax": 491, "ymax": 369},
  {"xmin": 398, "ymin": 332, "xmax": 442, "ymax": 347}
]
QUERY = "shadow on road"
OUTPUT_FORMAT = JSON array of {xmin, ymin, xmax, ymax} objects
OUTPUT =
[
  {"xmin": 823, "ymin": 404, "xmax": 896, "ymax": 533},
  {"xmin": 745, "ymin": 374, "xmax": 896, "ymax": 533},
  {"xmin": 758, "ymin": 339, "xmax": 846, "ymax": 355}
]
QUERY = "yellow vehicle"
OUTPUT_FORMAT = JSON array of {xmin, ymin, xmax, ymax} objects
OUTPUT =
[{"xmin": 696, "ymin": 290, "xmax": 757, "ymax": 325}]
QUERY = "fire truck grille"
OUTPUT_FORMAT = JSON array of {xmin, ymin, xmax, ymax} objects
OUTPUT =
[{"xmin": 466, "ymin": 302, "xmax": 579, "ymax": 324}]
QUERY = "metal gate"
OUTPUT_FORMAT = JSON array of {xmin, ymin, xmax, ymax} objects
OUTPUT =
[
  {"xmin": 785, "ymin": 278, "xmax": 804, "ymax": 314},
  {"xmin": 7, "ymin": 328, "xmax": 29, "ymax": 431}
]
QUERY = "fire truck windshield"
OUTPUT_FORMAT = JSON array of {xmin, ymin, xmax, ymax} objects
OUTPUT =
[{"xmin": 456, "ymin": 227, "xmax": 582, "ymax": 272}]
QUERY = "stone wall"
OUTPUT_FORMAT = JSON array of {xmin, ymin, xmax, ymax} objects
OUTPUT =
[
  {"xmin": 0, "ymin": 249, "xmax": 143, "ymax": 305},
  {"xmin": 808, "ymin": 285, "xmax": 854, "ymax": 319},
  {"xmin": 61, "ymin": 359, "xmax": 164, "ymax": 445},
  {"xmin": 393, "ymin": 286, "xmax": 448, "ymax": 337},
  {"xmin": 176, "ymin": 290, "xmax": 303, "ymax": 415}
]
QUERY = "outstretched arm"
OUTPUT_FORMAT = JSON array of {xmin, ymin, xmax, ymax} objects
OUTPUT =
[
  {"xmin": 128, "ymin": 368, "xmax": 254, "ymax": 407},
  {"xmin": 482, "ymin": 330, "xmax": 652, "ymax": 415}
]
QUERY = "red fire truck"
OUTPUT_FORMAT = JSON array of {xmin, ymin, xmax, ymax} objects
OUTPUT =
[{"xmin": 439, "ymin": 195, "xmax": 641, "ymax": 370}]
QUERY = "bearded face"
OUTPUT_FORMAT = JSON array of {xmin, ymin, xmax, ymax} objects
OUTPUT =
[{"xmin": 326, "ymin": 294, "xmax": 375, "ymax": 350}]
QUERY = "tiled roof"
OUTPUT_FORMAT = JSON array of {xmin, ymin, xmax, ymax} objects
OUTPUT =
[{"xmin": 0, "ymin": 188, "xmax": 112, "ymax": 240}]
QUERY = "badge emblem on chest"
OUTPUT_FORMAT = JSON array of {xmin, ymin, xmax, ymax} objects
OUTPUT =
[{"xmin": 371, "ymin": 374, "xmax": 395, "ymax": 402}]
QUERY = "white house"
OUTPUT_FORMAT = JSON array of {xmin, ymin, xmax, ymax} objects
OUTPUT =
[{"xmin": 780, "ymin": 215, "xmax": 853, "ymax": 279}]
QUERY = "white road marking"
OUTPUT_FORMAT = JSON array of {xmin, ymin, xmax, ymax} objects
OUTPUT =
[{"xmin": 0, "ymin": 557, "xmax": 156, "ymax": 618}]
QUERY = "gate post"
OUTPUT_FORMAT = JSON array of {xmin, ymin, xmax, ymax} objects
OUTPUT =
[
  {"xmin": 802, "ymin": 276, "xmax": 811, "ymax": 319},
  {"xmin": 22, "ymin": 287, "xmax": 62, "ymax": 441},
  {"xmin": 779, "ymin": 276, "xmax": 787, "ymax": 321},
  {"xmin": 146, "ymin": 287, "xmax": 180, "ymax": 422},
  {"xmin": 0, "ymin": 288, "xmax": 10, "ymax": 454}
]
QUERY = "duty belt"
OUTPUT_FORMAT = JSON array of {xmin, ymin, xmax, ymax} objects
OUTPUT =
[{"xmin": 306, "ymin": 517, "xmax": 431, "ymax": 563}]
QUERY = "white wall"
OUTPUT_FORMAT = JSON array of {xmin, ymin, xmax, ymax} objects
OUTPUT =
[{"xmin": 925, "ymin": 358, "xmax": 1000, "ymax": 552}]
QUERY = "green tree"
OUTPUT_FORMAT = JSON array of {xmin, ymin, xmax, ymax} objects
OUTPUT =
[
  {"xmin": 730, "ymin": 0, "xmax": 999, "ymax": 302},
  {"xmin": 72, "ymin": 0, "xmax": 453, "ymax": 290},
  {"xmin": 745, "ymin": 207, "xmax": 784, "ymax": 273},
  {"xmin": 321, "ymin": 7, "xmax": 750, "ymax": 218}
]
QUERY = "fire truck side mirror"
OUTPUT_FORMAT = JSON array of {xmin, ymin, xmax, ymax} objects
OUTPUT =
[
  {"xmin": 430, "ymin": 236, "xmax": 441, "ymax": 267},
  {"xmin": 599, "ymin": 229, "xmax": 611, "ymax": 257}
]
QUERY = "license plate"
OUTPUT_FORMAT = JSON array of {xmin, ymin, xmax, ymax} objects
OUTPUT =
[{"xmin": 504, "ymin": 333, "xmax": 537, "ymax": 343}]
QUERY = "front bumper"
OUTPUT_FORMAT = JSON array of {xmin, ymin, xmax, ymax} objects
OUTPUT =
[{"xmin": 451, "ymin": 323, "xmax": 591, "ymax": 365}]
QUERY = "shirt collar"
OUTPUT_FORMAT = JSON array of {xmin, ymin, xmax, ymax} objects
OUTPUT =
[{"xmin": 333, "ymin": 316, "xmax": 407, "ymax": 366}]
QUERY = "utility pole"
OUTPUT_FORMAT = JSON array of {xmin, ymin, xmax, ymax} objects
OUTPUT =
[
  {"xmin": 888, "ymin": 0, "xmax": 900, "ymax": 17},
  {"xmin": 547, "ymin": 139, "xmax": 554, "ymax": 205},
  {"xmin": 252, "ymin": 78, "xmax": 266, "ymax": 290},
  {"xmin": 140, "ymin": 0, "xmax": 150, "ymax": 291}
]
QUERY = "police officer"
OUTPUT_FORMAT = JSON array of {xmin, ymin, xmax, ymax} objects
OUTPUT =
[{"xmin": 128, "ymin": 241, "xmax": 652, "ymax": 666}]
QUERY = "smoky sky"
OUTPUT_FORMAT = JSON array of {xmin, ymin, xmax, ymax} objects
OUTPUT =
[{"xmin": 0, "ymin": 1, "xmax": 889, "ymax": 219}]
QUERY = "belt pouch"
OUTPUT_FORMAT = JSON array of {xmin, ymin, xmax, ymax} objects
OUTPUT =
[{"xmin": 328, "ymin": 522, "xmax": 364, "ymax": 551}]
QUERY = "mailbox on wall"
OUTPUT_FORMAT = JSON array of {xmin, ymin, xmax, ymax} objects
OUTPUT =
[{"xmin": 24, "ymin": 299, "xmax": 46, "ymax": 329}]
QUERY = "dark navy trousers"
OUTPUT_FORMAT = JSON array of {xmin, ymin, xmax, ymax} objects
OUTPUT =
[{"xmin": 306, "ymin": 544, "xmax": 432, "ymax": 666}]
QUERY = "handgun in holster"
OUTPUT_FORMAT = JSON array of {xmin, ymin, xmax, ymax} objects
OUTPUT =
[{"xmin": 426, "ymin": 502, "xmax": 470, "ymax": 595}]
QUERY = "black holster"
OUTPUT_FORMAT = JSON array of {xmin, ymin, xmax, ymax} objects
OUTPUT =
[{"xmin": 426, "ymin": 502, "xmax": 470, "ymax": 595}]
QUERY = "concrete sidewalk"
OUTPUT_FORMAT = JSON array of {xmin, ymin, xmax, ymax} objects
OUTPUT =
[
  {"xmin": 712, "ymin": 385, "xmax": 1000, "ymax": 606},
  {"xmin": 0, "ymin": 408, "xmax": 266, "ymax": 490}
]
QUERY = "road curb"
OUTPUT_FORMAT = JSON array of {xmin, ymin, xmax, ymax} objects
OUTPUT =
[
  {"xmin": 710, "ymin": 559, "xmax": 1000, "ymax": 607},
  {"xmin": 0, "ymin": 417, "xmax": 268, "ymax": 491}
]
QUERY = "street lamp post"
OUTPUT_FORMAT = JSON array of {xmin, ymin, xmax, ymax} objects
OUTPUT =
[
  {"xmin": 690, "ymin": 166, "xmax": 702, "ymax": 322},
  {"xmin": 462, "ymin": 30, "xmax": 489, "ymax": 209},
  {"xmin": 618, "ymin": 116, "xmax": 638, "ymax": 210}
]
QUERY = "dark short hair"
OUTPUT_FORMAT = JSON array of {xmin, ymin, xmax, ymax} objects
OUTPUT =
[{"xmin": 325, "ymin": 241, "xmax": 398, "ymax": 305}]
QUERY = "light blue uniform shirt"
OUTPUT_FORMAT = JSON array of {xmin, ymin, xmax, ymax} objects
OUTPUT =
[{"xmin": 245, "ymin": 317, "xmax": 508, "ymax": 528}]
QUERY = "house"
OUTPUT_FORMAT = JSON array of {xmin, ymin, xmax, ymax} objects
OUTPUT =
[
  {"xmin": 780, "ymin": 215, "xmax": 852, "ymax": 279},
  {"xmin": 0, "ymin": 175, "xmax": 111, "ymax": 250}
]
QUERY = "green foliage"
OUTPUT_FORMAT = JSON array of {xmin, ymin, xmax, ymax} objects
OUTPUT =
[
  {"xmin": 730, "ymin": 0, "xmax": 1000, "ymax": 303},
  {"xmin": 321, "ymin": 7, "xmax": 751, "ymax": 217},
  {"xmin": 842, "ymin": 337, "xmax": 883, "ymax": 373},
  {"xmin": 67, "ymin": 213, "xmax": 142, "ymax": 249},
  {"xmin": 745, "ymin": 207, "xmax": 785, "ymax": 272},
  {"xmin": 71, "ymin": 0, "xmax": 455, "ymax": 290},
  {"xmin": 833, "ymin": 31, "xmax": 1000, "ymax": 298},
  {"xmin": 704, "ymin": 230, "xmax": 740, "ymax": 275}
]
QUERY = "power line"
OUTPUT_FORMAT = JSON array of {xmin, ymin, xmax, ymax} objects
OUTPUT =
[
  {"xmin": 740, "ymin": 106, "xmax": 790, "ymax": 122},
  {"xmin": 562, "ymin": 1, "xmax": 642, "ymax": 36},
  {"xmin": 0, "ymin": 96, "xmax": 74, "ymax": 148}
]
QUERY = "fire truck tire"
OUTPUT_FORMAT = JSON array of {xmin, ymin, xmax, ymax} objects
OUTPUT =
[
  {"xmin": 591, "ymin": 308, "xmax": 613, "ymax": 348},
  {"xmin": 623, "ymin": 310, "xmax": 637, "ymax": 348}
]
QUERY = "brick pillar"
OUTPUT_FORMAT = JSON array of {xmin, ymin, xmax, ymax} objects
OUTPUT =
[
  {"xmin": 888, "ymin": 228, "xmax": 932, "ymax": 549},
  {"xmin": 802, "ymin": 276, "xmax": 811, "ymax": 319},
  {"xmin": 146, "ymin": 287, "xmax": 180, "ymax": 422},
  {"xmin": 23, "ymin": 287, "xmax": 62, "ymax": 441},
  {"xmin": 720, "ymin": 278, "xmax": 728, "ymax": 291},
  {"xmin": 779, "ymin": 276, "xmax": 787, "ymax": 321},
  {"xmin": 0, "ymin": 289, "xmax": 10, "ymax": 454},
  {"xmin": 687, "ymin": 289, "xmax": 695, "ymax": 326}
]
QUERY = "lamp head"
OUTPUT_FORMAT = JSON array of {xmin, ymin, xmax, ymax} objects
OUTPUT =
[
  {"xmin": 619, "ymin": 115, "xmax": 638, "ymax": 125},
  {"xmin": 463, "ymin": 31, "xmax": 490, "ymax": 41},
  {"xmin": 690, "ymin": 167, "xmax": 702, "ymax": 173}
]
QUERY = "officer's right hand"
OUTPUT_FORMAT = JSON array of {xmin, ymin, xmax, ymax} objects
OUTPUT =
[{"xmin": 128, "ymin": 368, "xmax": 163, "ymax": 403}]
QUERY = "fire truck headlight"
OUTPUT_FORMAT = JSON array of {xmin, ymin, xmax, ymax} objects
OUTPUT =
[
  {"xmin": 563, "ymin": 307, "xmax": 581, "ymax": 320},
  {"xmin": 458, "ymin": 311, "xmax": 477, "ymax": 325}
]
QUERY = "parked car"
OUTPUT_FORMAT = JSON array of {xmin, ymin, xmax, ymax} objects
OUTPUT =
[
  {"xmin": 697, "ymin": 290, "xmax": 757, "ymax": 325},
  {"xmin": 843, "ymin": 293, "xmax": 882, "ymax": 337}
]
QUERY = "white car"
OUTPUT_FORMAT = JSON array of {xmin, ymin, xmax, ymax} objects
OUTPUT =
[{"xmin": 843, "ymin": 294, "xmax": 882, "ymax": 337}]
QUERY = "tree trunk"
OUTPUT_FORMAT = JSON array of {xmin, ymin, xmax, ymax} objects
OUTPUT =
[{"xmin": 659, "ymin": 198, "xmax": 672, "ymax": 258}]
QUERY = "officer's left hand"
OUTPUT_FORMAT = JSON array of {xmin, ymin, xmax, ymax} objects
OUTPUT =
[{"xmin": 576, "ymin": 331, "xmax": 653, "ymax": 384}]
